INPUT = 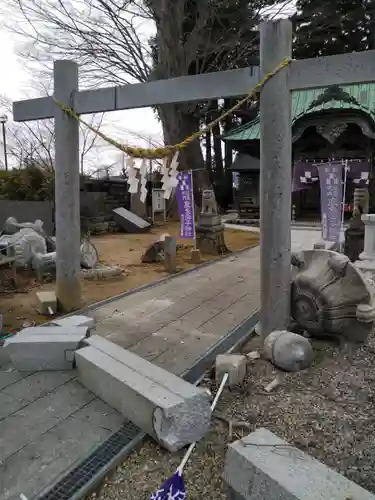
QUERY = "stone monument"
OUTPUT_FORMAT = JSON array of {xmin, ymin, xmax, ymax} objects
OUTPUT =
[
  {"xmin": 291, "ymin": 249, "xmax": 375, "ymax": 343},
  {"xmin": 195, "ymin": 190, "xmax": 228, "ymax": 255}
]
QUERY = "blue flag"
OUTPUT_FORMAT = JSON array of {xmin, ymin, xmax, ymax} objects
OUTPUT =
[{"xmin": 150, "ymin": 472, "xmax": 186, "ymax": 499}]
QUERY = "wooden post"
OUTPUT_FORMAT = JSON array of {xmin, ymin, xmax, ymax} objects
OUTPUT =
[
  {"xmin": 54, "ymin": 60, "xmax": 81, "ymax": 311},
  {"xmin": 259, "ymin": 20, "xmax": 293, "ymax": 339}
]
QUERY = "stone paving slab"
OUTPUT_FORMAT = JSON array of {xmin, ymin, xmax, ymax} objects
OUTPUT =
[{"xmin": 0, "ymin": 245, "xmax": 260, "ymax": 500}]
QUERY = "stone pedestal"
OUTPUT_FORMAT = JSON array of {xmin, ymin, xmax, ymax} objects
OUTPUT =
[
  {"xmin": 196, "ymin": 190, "xmax": 228, "ymax": 255},
  {"xmin": 195, "ymin": 215, "xmax": 228, "ymax": 255},
  {"xmin": 291, "ymin": 249, "xmax": 375, "ymax": 343}
]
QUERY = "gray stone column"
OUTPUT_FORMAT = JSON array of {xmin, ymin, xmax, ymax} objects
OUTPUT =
[
  {"xmin": 259, "ymin": 20, "xmax": 293, "ymax": 339},
  {"xmin": 54, "ymin": 60, "xmax": 81, "ymax": 311},
  {"xmin": 359, "ymin": 214, "xmax": 375, "ymax": 261}
]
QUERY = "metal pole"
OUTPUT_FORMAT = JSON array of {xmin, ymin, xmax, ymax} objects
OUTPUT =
[
  {"xmin": 190, "ymin": 170, "xmax": 197, "ymax": 249},
  {"xmin": 259, "ymin": 20, "xmax": 293, "ymax": 340},
  {"xmin": 341, "ymin": 160, "xmax": 348, "ymax": 233},
  {"xmin": 54, "ymin": 60, "xmax": 81, "ymax": 312},
  {"xmin": 2, "ymin": 122, "xmax": 8, "ymax": 171}
]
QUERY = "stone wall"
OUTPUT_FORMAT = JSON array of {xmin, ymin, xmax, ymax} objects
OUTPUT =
[{"xmin": 80, "ymin": 191, "xmax": 131, "ymax": 235}]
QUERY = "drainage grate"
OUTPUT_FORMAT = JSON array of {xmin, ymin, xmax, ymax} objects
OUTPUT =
[
  {"xmin": 36, "ymin": 421, "xmax": 141, "ymax": 500},
  {"xmin": 35, "ymin": 310, "xmax": 259, "ymax": 500}
]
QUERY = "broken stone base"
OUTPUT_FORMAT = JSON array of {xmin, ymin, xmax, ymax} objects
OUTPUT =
[
  {"xmin": 195, "ymin": 223, "xmax": 228, "ymax": 255},
  {"xmin": 75, "ymin": 335, "xmax": 212, "ymax": 452},
  {"xmin": 4, "ymin": 329, "xmax": 88, "ymax": 371},
  {"xmin": 224, "ymin": 428, "xmax": 375, "ymax": 500},
  {"xmin": 141, "ymin": 233, "xmax": 171, "ymax": 263},
  {"xmin": 291, "ymin": 250, "xmax": 375, "ymax": 343}
]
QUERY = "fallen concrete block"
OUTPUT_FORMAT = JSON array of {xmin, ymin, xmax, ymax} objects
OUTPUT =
[
  {"xmin": 4, "ymin": 333, "xmax": 87, "ymax": 371},
  {"xmin": 216, "ymin": 354, "xmax": 247, "ymax": 387},
  {"xmin": 51, "ymin": 315, "xmax": 95, "ymax": 329},
  {"xmin": 36, "ymin": 290, "xmax": 57, "ymax": 315},
  {"xmin": 16, "ymin": 326, "xmax": 90, "ymax": 337},
  {"xmin": 76, "ymin": 335, "xmax": 211, "ymax": 452},
  {"xmin": 223, "ymin": 428, "xmax": 375, "ymax": 500}
]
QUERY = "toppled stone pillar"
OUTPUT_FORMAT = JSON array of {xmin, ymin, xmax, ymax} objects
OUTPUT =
[
  {"xmin": 4, "ymin": 328, "xmax": 88, "ymax": 371},
  {"xmin": 291, "ymin": 249, "xmax": 375, "ymax": 343},
  {"xmin": 75, "ymin": 335, "xmax": 212, "ymax": 452},
  {"xmin": 223, "ymin": 428, "xmax": 375, "ymax": 500}
]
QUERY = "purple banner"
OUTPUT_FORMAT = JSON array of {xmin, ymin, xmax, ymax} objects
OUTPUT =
[
  {"xmin": 176, "ymin": 171, "xmax": 195, "ymax": 239},
  {"xmin": 318, "ymin": 162, "xmax": 343, "ymax": 243}
]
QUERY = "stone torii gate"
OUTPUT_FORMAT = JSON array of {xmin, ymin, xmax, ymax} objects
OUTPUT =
[{"xmin": 12, "ymin": 19, "xmax": 375, "ymax": 339}]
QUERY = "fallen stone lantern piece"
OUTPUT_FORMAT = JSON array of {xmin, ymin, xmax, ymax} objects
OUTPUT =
[
  {"xmin": 223, "ymin": 428, "xmax": 375, "ymax": 500},
  {"xmin": 75, "ymin": 335, "xmax": 212, "ymax": 452},
  {"xmin": 291, "ymin": 249, "xmax": 375, "ymax": 343},
  {"xmin": 263, "ymin": 330, "xmax": 313, "ymax": 372}
]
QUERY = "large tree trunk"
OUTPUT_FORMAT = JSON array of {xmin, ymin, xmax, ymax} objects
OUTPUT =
[{"xmin": 159, "ymin": 103, "xmax": 212, "ymax": 214}]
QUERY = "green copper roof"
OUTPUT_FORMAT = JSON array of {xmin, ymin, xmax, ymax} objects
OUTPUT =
[{"xmin": 223, "ymin": 83, "xmax": 375, "ymax": 142}]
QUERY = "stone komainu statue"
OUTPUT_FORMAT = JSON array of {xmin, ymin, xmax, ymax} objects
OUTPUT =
[{"xmin": 201, "ymin": 190, "xmax": 218, "ymax": 215}]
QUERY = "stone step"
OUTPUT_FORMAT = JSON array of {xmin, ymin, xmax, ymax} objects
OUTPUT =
[
  {"xmin": 224, "ymin": 428, "xmax": 375, "ymax": 500},
  {"xmin": 75, "ymin": 335, "xmax": 212, "ymax": 452}
]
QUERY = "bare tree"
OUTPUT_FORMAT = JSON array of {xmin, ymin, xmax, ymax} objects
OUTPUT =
[
  {"xmin": 0, "ymin": 92, "xmax": 105, "ymax": 172},
  {"xmin": 5, "ymin": 0, "xmax": 294, "ymax": 181}
]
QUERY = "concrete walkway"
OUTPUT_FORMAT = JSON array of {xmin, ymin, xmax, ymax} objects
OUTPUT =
[
  {"xmin": 0, "ymin": 245, "xmax": 261, "ymax": 500},
  {"xmin": 224, "ymin": 223, "xmax": 344, "ymax": 253}
]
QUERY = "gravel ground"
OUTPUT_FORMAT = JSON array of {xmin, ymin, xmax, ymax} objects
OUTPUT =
[{"xmin": 91, "ymin": 332, "xmax": 375, "ymax": 499}]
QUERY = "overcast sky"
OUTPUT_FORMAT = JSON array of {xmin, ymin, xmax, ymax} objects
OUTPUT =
[
  {"xmin": 0, "ymin": 3, "xmax": 295, "ymax": 174},
  {"xmin": 0, "ymin": 12, "xmax": 162, "ymax": 174}
]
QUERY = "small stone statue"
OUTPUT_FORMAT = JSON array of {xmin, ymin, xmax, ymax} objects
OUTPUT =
[{"xmin": 201, "ymin": 190, "xmax": 218, "ymax": 215}]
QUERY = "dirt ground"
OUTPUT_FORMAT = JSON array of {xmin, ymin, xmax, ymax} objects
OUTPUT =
[
  {"xmin": 93, "ymin": 332, "xmax": 375, "ymax": 500},
  {"xmin": 0, "ymin": 222, "xmax": 259, "ymax": 332}
]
